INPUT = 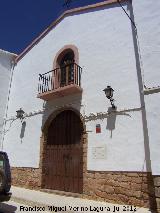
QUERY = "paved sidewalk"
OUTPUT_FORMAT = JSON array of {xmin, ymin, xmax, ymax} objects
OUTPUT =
[{"xmin": 10, "ymin": 186, "xmax": 151, "ymax": 213}]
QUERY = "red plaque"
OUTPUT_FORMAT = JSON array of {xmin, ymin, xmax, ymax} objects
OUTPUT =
[{"xmin": 96, "ymin": 124, "xmax": 101, "ymax": 133}]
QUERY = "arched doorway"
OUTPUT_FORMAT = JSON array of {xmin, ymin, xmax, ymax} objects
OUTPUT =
[{"xmin": 44, "ymin": 110, "xmax": 83, "ymax": 193}]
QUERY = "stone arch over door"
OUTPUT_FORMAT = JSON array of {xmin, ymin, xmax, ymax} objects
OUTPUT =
[{"xmin": 41, "ymin": 108, "xmax": 84, "ymax": 193}]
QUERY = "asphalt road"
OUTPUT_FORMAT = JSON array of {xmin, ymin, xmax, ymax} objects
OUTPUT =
[{"xmin": 0, "ymin": 200, "xmax": 49, "ymax": 213}]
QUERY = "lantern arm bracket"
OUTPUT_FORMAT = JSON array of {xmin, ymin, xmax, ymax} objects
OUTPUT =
[{"xmin": 110, "ymin": 97, "xmax": 116, "ymax": 109}]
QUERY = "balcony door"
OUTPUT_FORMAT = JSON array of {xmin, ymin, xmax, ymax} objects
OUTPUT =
[
  {"xmin": 60, "ymin": 51, "xmax": 75, "ymax": 86},
  {"xmin": 44, "ymin": 110, "xmax": 83, "ymax": 193}
]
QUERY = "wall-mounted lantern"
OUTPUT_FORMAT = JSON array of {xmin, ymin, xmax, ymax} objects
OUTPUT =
[
  {"xmin": 16, "ymin": 108, "xmax": 25, "ymax": 121},
  {"xmin": 103, "ymin": 86, "xmax": 116, "ymax": 109}
]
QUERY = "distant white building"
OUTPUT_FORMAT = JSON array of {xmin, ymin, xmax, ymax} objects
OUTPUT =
[
  {"xmin": 0, "ymin": 50, "xmax": 16, "ymax": 143},
  {"xmin": 0, "ymin": 0, "xmax": 160, "ymax": 211}
]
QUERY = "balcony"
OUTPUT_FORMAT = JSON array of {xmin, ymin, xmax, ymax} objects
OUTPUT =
[{"xmin": 37, "ymin": 63, "xmax": 82, "ymax": 101}]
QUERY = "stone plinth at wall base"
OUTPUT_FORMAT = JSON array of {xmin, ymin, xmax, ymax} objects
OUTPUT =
[
  {"xmin": 153, "ymin": 176, "xmax": 160, "ymax": 213},
  {"xmin": 83, "ymin": 171, "xmax": 157, "ymax": 211},
  {"xmin": 11, "ymin": 167, "xmax": 41, "ymax": 190},
  {"xmin": 11, "ymin": 167, "xmax": 157, "ymax": 211},
  {"xmin": 156, "ymin": 198, "xmax": 160, "ymax": 211}
]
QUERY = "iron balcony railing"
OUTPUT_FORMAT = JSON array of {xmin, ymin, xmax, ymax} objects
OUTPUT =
[{"xmin": 38, "ymin": 63, "xmax": 82, "ymax": 94}]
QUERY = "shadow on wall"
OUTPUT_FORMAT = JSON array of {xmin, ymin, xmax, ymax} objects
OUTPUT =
[
  {"xmin": 106, "ymin": 107, "xmax": 132, "ymax": 138},
  {"xmin": 106, "ymin": 107, "xmax": 117, "ymax": 138},
  {"xmin": 20, "ymin": 121, "xmax": 26, "ymax": 143}
]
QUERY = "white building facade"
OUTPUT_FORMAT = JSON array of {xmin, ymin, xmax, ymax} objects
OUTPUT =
[
  {"xmin": 0, "ymin": 50, "xmax": 16, "ymax": 145},
  {"xmin": 1, "ymin": 0, "xmax": 160, "ymax": 211}
]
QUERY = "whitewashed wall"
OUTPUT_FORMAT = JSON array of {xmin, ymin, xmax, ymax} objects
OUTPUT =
[
  {"xmin": 133, "ymin": 0, "xmax": 160, "ymax": 175},
  {"xmin": 3, "ymin": 1, "xmax": 157, "ymax": 174},
  {"xmin": 0, "ymin": 50, "xmax": 15, "ymax": 147}
]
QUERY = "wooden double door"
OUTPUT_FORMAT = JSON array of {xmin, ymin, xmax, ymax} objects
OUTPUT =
[{"xmin": 44, "ymin": 110, "xmax": 83, "ymax": 193}]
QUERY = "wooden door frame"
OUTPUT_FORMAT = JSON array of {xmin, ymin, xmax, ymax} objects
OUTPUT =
[{"xmin": 39, "ymin": 107, "xmax": 86, "ymax": 192}]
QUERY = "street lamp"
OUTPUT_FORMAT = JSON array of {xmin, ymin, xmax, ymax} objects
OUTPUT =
[
  {"xmin": 103, "ymin": 86, "xmax": 116, "ymax": 109},
  {"xmin": 16, "ymin": 108, "xmax": 25, "ymax": 121}
]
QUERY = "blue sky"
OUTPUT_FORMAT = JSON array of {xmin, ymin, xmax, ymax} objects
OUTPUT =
[{"xmin": 0, "ymin": 0, "xmax": 105, "ymax": 54}]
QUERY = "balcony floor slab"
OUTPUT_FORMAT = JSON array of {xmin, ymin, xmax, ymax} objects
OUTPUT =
[{"xmin": 37, "ymin": 84, "xmax": 82, "ymax": 101}]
